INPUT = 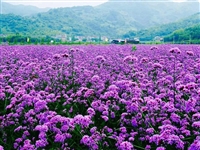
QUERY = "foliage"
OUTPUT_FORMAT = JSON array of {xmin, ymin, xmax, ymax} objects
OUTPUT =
[
  {"xmin": 132, "ymin": 45, "xmax": 137, "ymax": 51},
  {"xmin": 164, "ymin": 24, "xmax": 200, "ymax": 44}
]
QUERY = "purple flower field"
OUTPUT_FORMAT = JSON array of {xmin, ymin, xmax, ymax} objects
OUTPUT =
[{"xmin": 0, "ymin": 44, "xmax": 200, "ymax": 150}]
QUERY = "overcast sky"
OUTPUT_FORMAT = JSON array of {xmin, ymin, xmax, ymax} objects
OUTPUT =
[{"xmin": 2, "ymin": 0, "xmax": 200, "ymax": 8}]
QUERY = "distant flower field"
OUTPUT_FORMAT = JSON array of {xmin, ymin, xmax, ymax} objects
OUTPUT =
[{"xmin": 0, "ymin": 44, "xmax": 200, "ymax": 150}]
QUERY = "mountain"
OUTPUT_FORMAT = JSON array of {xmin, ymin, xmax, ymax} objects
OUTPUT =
[
  {"xmin": 0, "ymin": 1, "xmax": 199, "ymax": 38},
  {"xmin": 97, "ymin": 0, "xmax": 200, "ymax": 29},
  {"xmin": 1, "ymin": 2, "xmax": 50, "ymax": 16},
  {"xmin": 123, "ymin": 12, "xmax": 200, "ymax": 41}
]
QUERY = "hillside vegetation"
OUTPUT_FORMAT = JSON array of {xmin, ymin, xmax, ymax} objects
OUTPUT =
[
  {"xmin": 0, "ymin": 1, "xmax": 199, "ymax": 40},
  {"xmin": 164, "ymin": 24, "xmax": 200, "ymax": 43},
  {"xmin": 123, "ymin": 13, "xmax": 200, "ymax": 41}
]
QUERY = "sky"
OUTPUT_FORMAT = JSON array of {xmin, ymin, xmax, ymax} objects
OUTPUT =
[{"xmin": 1, "ymin": 0, "xmax": 200, "ymax": 8}]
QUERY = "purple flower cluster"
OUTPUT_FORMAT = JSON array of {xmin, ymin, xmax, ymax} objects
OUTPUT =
[{"xmin": 0, "ymin": 44, "xmax": 200, "ymax": 149}]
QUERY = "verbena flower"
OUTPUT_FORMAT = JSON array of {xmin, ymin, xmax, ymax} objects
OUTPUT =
[
  {"xmin": 0, "ymin": 145, "xmax": 4, "ymax": 150},
  {"xmin": 188, "ymin": 138, "xmax": 200, "ymax": 150},
  {"xmin": 186, "ymin": 51, "xmax": 194, "ymax": 56},
  {"xmin": 156, "ymin": 147, "xmax": 166, "ymax": 150},
  {"xmin": 1, "ymin": 44, "xmax": 200, "ymax": 150},
  {"xmin": 192, "ymin": 113, "xmax": 200, "ymax": 121},
  {"xmin": 169, "ymin": 47, "xmax": 181, "ymax": 54},
  {"xmin": 118, "ymin": 141, "xmax": 133, "ymax": 150},
  {"xmin": 35, "ymin": 139, "xmax": 48, "ymax": 148},
  {"xmin": 192, "ymin": 121, "xmax": 200, "ymax": 128},
  {"xmin": 35, "ymin": 125, "xmax": 48, "ymax": 132},
  {"xmin": 54, "ymin": 133, "xmax": 66, "ymax": 143}
]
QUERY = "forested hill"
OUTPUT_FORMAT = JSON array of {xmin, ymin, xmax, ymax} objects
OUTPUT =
[
  {"xmin": 123, "ymin": 12, "xmax": 200, "ymax": 41},
  {"xmin": 164, "ymin": 24, "xmax": 200, "ymax": 43},
  {"xmin": 97, "ymin": 0, "xmax": 199, "ymax": 30},
  {"xmin": 0, "ymin": 1, "xmax": 199, "ymax": 38},
  {"xmin": 0, "ymin": 14, "xmax": 63, "ymax": 37}
]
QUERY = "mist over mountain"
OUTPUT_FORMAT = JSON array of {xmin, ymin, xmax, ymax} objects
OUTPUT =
[
  {"xmin": 1, "ymin": 2, "xmax": 50, "ymax": 16},
  {"xmin": 0, "ymin": 1, "xmax": 199, "ymax": 39},
  {"xmin": 97, "ymin": 0, "xmax": 199, "ymax": 27},
  {"xmin": 123, "ymin": 12, "xmax": 200, "ymax": 41}
]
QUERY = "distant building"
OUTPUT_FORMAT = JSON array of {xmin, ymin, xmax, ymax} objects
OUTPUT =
[
  {"xmin": 125, "ymin": 38, "xmax": 140, "ymax": 44},
  {"xmin": 52, "ymin": 34, "xmax": 67, "ymax": 42},
  {"xmin": 111, "ymin": 38, "xmax": 139, "ymax": 44},
  {"xmin": 111, "ymin": 39, "xmax": 120, "ymax": 44},
  {"xmin": 154, "ymin": 36, "xmax": 163, "ymax": 42},
  {"xmin": 101, "ymin": 36, "xmax": 109, "ymax": 42}
]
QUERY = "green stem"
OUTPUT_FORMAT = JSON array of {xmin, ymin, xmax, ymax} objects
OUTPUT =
[
  {"xmin": 142, "ymin": 113, "xmax": 158, "ymax": 134},
  {"xmin": 133, "ymin": 144, "xmax": 145, "ymax": 150}
]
